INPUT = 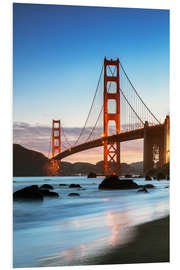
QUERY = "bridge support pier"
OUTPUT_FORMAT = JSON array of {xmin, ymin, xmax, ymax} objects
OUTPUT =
[{"xmin": 143, "ymin": 116, "xmax": 170, "ymax": 174}]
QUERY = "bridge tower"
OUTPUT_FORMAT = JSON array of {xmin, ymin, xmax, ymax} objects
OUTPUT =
[
  {"xmin": 51, "ymin": 120, "xmax": 62, "ymax": 174},
  {"xmin": 103, "ymin": 58, "xmax": 120, "ymax": 175},
  {"xmin": 52, "ymin": 120, "xmax": 61, "ymax": 158},
  {"xmin": 143, "ymin": 115, "xmax": 170, "ymax": 174}
]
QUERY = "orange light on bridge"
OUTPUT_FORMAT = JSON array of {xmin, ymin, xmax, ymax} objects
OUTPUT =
[{"xmin": 69, "ymin": 147, "xmax": 71, "ymax": 152}]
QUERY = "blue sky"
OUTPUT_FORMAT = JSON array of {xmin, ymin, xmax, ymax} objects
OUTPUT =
[{"xmin": 13, "ymin": 3, "xmax": 169, "ymax": 163}]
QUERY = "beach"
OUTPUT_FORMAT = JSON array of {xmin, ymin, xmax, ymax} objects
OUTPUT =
[
  {"xmin": 13, "ymin": 176, "xmax": 169, "ymax": 268},
  {"xmin": 87, "ymin": 215, "xmax": 169, "ymax": 265}
]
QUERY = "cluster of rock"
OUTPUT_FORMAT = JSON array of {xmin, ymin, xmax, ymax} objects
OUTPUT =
[
  {"xmin": 98, "ymin": 175, "xmax": 154, "ymax": 193},
  {"xmin": 13, "ymin": 183, "xmax": 84, "ymax": 201},
  {"xmin": 13, "ymin": 184, "xmax": 59, "ymax": 201}
]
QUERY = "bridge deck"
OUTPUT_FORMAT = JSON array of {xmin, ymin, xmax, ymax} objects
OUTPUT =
[{"xmin": 53, "ymin": 125, "xmax": 164, "ymax": 161}]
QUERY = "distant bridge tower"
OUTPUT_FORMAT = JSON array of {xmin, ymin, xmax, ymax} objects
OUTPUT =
[
  {"xmin": 51, "ymin": 120, "xmax": 62, "ymax": 174},
  {"xmin": 103, "ymin": 58, "xmax": 120, "ymax": 175},
  {"xmin": 52, "ymin": 120, "xmax": 61, "ymax": 158}
]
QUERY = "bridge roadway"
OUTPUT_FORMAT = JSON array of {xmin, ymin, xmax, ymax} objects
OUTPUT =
[{"xmin": 53, "ymin": 124, "xmax": 163, "ymax": 161}]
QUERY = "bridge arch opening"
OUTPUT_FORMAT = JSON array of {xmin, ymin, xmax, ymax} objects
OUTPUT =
[
  {"xmin": 108, "ymin": 100, "xmax": 116, "ymax": 114},
  {"xmin": 106, "ymin": 65, "xmax": 117, "ymax": 77},
  {"xmin": 107, "ymin": 81, "xmax": 117, "ymax": 93},
  {"xmin": 120, "ymin": 139, "xmax": 143, "ymax": 174},
  {"xmin": 107, "ymin": 120, "xmax": 117, "ymax": 136}
]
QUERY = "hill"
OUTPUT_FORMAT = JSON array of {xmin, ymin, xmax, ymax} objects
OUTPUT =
[
  {"xmin": 13, "ymin": 144, "xmax": 143, "ymax": 176},
  {"xmin": 13, "ymin": 144, "xmax": 49, "ymax": 176}
]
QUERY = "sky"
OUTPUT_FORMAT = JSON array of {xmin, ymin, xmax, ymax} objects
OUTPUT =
[{"xmin": 13, "ymin": 3, "xmax": 169, "ymax": 164}]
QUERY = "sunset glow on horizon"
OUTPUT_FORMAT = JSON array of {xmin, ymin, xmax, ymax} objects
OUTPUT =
[{"xmin": 13, "ymin": 4, "xmax": 169, "ymax": 164}]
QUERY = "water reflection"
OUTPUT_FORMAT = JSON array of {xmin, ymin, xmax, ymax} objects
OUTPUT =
[{"xmin": 40, "ymin": 199, "xmax": 169, "ymax": 267}]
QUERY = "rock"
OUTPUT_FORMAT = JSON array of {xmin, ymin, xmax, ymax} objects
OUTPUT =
[
  {"xmin": 69, "ymin": 184, "xmax": 81, "ymax": 188},
  {"xmin": 165, "ymin": 186, "xmax": 169, "ymax": 188},
  {"xmin": 13, "ymin": 185, "xmax": 43, "ymax": 200},
  {"xmin": 40, "ymin": 184, "xmax": 53, "ymax": 190},
  {"xmin": 141, "ymin": 184, "xmax": 155, "ymax": 189},
  {"xmin": 98, "ymin": 175, "xmax": 139, "ymax": 190},
  {"xmin": 68, "ymin": 193, "xmax": 80, "ymax": 196},
  {"xmin": 156, "ymin": 173, "xmax": 166, "ymax": 180},
  {"xmin": 137, "ymin": 187, "xmax": 148, "ymax": 193},
  {"xmin": 125, "ymin": 174, "xmax": 132, "ymax": 178},
  {"xmin": 87, "ymin": 172, "xmax": 97, "ymax": 178},
  {"xmin": 59, "ymin": 184, "xmax": 68, "ymax": 186},
  {"xmin": 39, "ymin": 189, "xmax": 59, "ymax": 197},
  {"xmin": 145, "ymin": 175, "xmax": 152, "ymax": 180}
]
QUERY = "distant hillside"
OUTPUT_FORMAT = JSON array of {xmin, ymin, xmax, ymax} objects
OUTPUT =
[
  {"xmin": 13, "ymin": 144, "xmax": 49, "ymax": 176},
  {"xmin": 13, "ymin": 144, "xmax": 143, "ymax": 177}
]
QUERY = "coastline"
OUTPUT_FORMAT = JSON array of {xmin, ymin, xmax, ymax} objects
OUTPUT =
[{"xmin": 86, "ymin": 215, "xmax": 170, "ymax": 265}]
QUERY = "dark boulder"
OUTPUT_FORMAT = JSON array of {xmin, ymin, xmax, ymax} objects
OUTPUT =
[
  {"xmin": 137, "ymin": 187, "xmax": 148, "ymax": 193},
  {"xmin": 39, "ymin": 189, "xmax": 59, "ymax": 197},
  {"xmin": 13, "ymin": 185, "xmax": 43, "ymax": 200},
  {"xmin": 139, "ymin": 184, "xmax": 155, "ymax": 189},
  {"xmin": 68, "ymin": 193, "xmax": 80, "ymax": 196},
  {"xmin": 125, "ymin": 174, "xmax": 132, "ymax": 178},
  {"xmin": 69, "ymin": 184, "xmax": 81, "ymax": 188},
  {"xmin": 98, "ymin": 175, "xmax": 139, "ymax": 190},
  {"xmin": 145, "ymin": 175, "xmax": 152, "ymax": 180},
  {"xmin": 87, "ymin": 172, "xmax": 97, "ymax": 178},
  {"xmin": 40, "ymin": 184, "xmax": 53, "ymax": 190}
]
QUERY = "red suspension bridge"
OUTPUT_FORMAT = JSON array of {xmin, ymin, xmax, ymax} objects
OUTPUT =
[{"xmin": 48, "ymin": 58, "xmax": 170, "ymax": 175}]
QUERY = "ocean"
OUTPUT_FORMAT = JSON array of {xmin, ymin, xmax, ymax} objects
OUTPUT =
[{"xmin": 13, "ymin": 176, "xmax": 169, "ymax": 268}]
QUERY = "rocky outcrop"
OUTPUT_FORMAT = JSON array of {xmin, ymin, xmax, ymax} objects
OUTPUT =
[
  {"xmin": 13, "ymin": 185, "xmax": 59, "ymax": 200},
  {"xmin": 145, "ymin": 175, "xmax": 152, "ymax": 180},
  {"xmin": 39, "ymin": 189, "xmax": 59, "ymax": 197},
  {"xmin": 69, "ymin": 184, "xmax": 81, "ymax": 188},
  {"xmin": 40, "ymin": 184, "xmax": 53, "ymax": 190},
  {"xmin": 98, "ymin": 175, "xmax": 139, "ymax": 190},
  {"xmin": 87, "ymin": 172, "xmax": 97, "ymax": 178},
  {"xmin": 13, "ymin": 185, "xmax": 43, "ymax": 200},
  {"xmin": 139, "ymin": 184, "xmax": 155, "ymax": 189},
  {"xmin": 137, "ymin": 187, "xmax": 148, "ymax": 193},
  {"xmin": 125, "ymin": 174, "xmax": 132, "ymax": 178}
]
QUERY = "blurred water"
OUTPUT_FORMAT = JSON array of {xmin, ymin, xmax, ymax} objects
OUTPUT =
[{"xmin": 13, "ymin": 176, "xmax": 169, "ymax": 268}]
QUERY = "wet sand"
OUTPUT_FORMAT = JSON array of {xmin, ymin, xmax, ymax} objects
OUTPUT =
[{"xmin": 87, "ymin": 215, "xmax": 169, "ymax": 265}]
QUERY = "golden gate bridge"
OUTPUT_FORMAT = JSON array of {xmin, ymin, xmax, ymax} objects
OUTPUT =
[{"xmin": 48, "ymin": 58, "xmax": 170, "ymax": 175}]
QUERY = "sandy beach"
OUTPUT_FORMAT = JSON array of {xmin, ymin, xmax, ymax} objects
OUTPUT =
[{"xmin": 86, "ymin": 215, "xmax": 169, "ymax": 265}]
